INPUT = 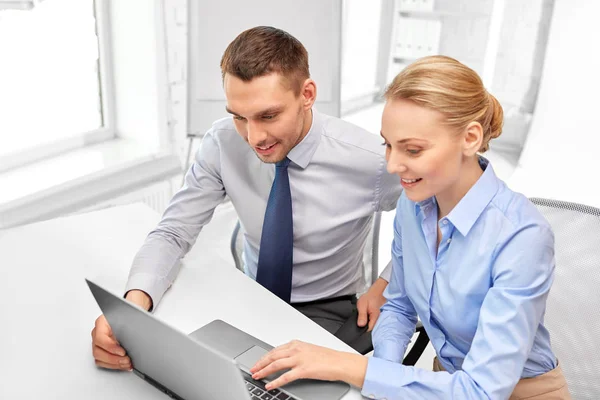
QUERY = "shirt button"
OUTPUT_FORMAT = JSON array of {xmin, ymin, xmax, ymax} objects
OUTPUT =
[
  {"xmin": 442, "ymin": 219, "xmax": 448, "ymax": 225},
  {"xmin": 447, "ymin": 238, "xmax": 452, "ymax": 244},
  {"xmin": 368, "ymin": 395, "xmax": 375, "ymax": 399}
]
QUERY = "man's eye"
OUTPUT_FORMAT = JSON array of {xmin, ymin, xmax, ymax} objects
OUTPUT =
[
  {"xmin": 262, "ymin": 115, "xmax": 275, "ymax": 120},
  {"xmin": 233, "ymin": 116, "xmax": 246, "ymax": 121}
]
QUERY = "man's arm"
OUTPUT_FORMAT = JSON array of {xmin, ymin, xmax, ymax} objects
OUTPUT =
[
  {"xmin": 374, "ymin": 151, "xmax": 402, "ymax": 282},
  {"xmin": 356, "ymin": 153, "xmax": 403, "ymax": 328},
  {"xmin": 124, "ymin": 130, "xmax": 227, "ymax": 310},
  {"xmin": 356, "ymin": 277, "xmax": 389, "ymax": 330}
]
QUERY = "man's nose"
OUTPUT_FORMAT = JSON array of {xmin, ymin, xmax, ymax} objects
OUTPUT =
[{"xmin": 247, "ymin": 121, "xmax": 268, "ymax": 146}]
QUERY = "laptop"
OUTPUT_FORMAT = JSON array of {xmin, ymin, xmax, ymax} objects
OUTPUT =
[{"xmin": 86, "ymin": 279, "xmax": 350, "ymax": 400}]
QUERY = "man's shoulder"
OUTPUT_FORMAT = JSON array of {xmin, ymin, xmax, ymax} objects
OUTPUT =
[
  {"xmin": 201, "ymin": 117, "xmax": 246, "ymax": 151},
  {"xmin": 319, "ymin": 113, "xmax": 383, "ymax": 155},
  {"xmin": 207, "ymin": 116, "xmax": 238, "ymax": 136}
]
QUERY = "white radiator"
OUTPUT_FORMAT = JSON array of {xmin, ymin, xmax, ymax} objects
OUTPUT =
[
  {"xmin": 78, "ymin": 177, "xmax": 181, "ymax": 216},
  {"xmin": 0, "ymin": 154, "xmax": 182, "ymax": 229}
]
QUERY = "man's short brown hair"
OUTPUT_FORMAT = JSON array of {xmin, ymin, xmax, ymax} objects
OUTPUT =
[{"xmin": 220, "ymin": 26, "xmax": 310, "ymax": 95}]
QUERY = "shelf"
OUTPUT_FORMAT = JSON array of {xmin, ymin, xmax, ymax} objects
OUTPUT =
[
  {"xmin": 398, "ymin": 10, "xmax": 489, "ymax": 19},
  {"xmin": 393, "ymin": 56, "xmax": 419, "ymax": 63},
  {"xmin": 0, "ymin": 0, "xmax": 41, "ymax": 10}
]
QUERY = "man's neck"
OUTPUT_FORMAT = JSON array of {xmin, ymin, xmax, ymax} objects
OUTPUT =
[{"xmin": 298, "ymin": 108, "xmax": 314, "ymax": 143}]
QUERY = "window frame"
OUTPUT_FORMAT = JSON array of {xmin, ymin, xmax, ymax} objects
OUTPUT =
[{"xmin": 0, "ymin": 0, "xmax": 116, "ymax": 173}]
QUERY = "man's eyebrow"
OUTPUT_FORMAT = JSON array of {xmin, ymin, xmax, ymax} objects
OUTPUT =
[
  {"xmin": 225, "ymin": 106, "xmax": 239, "ymax": 116},
  {"xmin": 225, "ymin": 106, "xmax": 284, "ymax": 118},
  {"xmin": 257, "ymin": 106, "xmax": 284, "ymax": 115}
]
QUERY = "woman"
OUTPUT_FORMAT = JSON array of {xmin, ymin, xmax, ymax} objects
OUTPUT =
[{"xmin": 250, "ymin": 56, "xmax": 571, "ymax": 399}]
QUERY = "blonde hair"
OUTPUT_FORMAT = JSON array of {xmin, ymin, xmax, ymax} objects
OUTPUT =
[{"xmin": 384, "ymin": 55, "xmax": 503, "ymax": 152}]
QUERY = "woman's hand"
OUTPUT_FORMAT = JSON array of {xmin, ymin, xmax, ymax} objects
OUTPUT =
[{"xmin": 250, "ymin": 340, "xmax": 368, "ymax": 390}]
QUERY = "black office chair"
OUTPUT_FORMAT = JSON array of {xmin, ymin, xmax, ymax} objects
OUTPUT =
[
  {"xmin": 230, "ymin": 213, "xmax": 429, "ymax": 364},
  {"xmin": 529, "ymin": 197, "xmax": 600, "ymax": 399}
]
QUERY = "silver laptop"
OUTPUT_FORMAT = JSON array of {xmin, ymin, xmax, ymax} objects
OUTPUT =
[{"xmin": 86, "ymin": 279, "xmax": 350, "ymax": 400}]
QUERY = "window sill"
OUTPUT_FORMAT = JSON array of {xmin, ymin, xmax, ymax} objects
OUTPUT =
[{"xmin": 0, "ymin": 138, "xmax": 181, "ymax": 229}]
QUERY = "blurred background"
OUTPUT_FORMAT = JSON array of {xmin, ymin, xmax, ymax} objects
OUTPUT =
[{"xmin": 0, "ymin": 0, "xmax": 597, "ymax": 239}]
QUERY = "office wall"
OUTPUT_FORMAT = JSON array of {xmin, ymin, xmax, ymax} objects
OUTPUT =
[
  {"xmin": 161, "ymin": 0, "xmax": 556, "ymax": 165},
  {"xmin": 162, "ymin": 0, "xmax": 188, "ymax": 163},
  {"xmin": 510, "ymin": 0, "xmax": 600, "ymax": 207},
  {"xmin": 340, "ymin": 0, "xmax": 383, "ymax": 104},
  {"xmin": 109, "ymin": 0, "xmax": 168, "ymax": 149},
  {"xmin": 490, "ymin": 0, "xmax": 554, "ymax": 157}
]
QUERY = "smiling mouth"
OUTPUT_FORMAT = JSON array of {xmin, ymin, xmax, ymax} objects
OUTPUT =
[
  {"xmin": 401, "ymin": 178, "xmax": 422, "ymax": 183},
  {"xmin": 256, "ymin": 143, "xmax": 277, "ymax": 151}
]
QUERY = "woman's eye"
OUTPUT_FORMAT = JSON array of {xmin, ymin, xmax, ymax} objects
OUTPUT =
[
  {"xmin": 262, "ymin": 115, "xmax": 275, "ymax": 120},
  {"xmin": 406, "ymin": 149, "xmax": 421, "ymax": 155},
  {"xmin": 381, "ymin": 142, "xmax": 391, "ymax": 149}
]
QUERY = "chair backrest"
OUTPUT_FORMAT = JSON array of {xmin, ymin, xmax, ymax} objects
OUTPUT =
[
  {"xmin": 230, "ymin": 212, "xmax": 382, "ymax": 290},
  {"xmin": 230, "ymin": 220, "xmax": 244, "ymax": 273},
  {"xmin": 530, "ymin": 197, "xmax": 600, "ymax": 399}
]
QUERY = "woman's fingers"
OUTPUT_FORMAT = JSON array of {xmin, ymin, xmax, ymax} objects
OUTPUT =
[
  {"xmin": 251, "ymin": 356, "xmax": 296, "ymax": 380},
  {"xmin": 265, "ymin": 368, "xmax": 305, "ymax": 391},
  {"xmin": 250, "ymin": 340, "xmax": 298, "ymax": 373}
]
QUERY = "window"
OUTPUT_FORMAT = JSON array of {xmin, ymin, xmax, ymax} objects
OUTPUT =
[{"xmin": 0, "ymin": 0, "xmax": 112, "ymax": 171}]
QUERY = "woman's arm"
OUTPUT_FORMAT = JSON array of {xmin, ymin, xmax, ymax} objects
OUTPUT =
[
  {"xmin": 250, "ymin": 340, "xmax": 368, "ymax": 390},
  {"xmin": 361, "ymin": 222, "xmax": 556, "ymax": 400},
  {"xmin": 371, "ymin": 203, "xmax": 419, "ymax": 363}
]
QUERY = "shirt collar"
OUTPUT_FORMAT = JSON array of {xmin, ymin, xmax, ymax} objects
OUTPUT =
[
  {"xmin": 286, "ymin": 107, "xmax": 322, "ymax": 169},
  {"xmin": 413, "ymin": 157, "xmax": 500, "ymax": 236},
  {"xmin": 446, "ymin": 156, "xmax": 499, "ymax": 236},
  {"xmin": 415, "ymin": 197, "xmax": 436, "ymax": 216}
]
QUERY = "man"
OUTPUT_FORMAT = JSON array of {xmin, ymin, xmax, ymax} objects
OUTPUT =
[{"xmin": 91, "ymin": 26, "xmax": 402, "ymax": 371}]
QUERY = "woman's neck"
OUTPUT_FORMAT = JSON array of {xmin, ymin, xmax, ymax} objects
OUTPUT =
[{"xmin": 436, "ymin": 156, "xmax": 484, "ymax": 219}]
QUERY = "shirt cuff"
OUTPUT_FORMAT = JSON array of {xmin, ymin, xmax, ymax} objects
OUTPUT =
[
  {"xmin": 124, "ymin": 273, "xmax": 171, "ymax": 312},
  {"xmin": 379, "ymin": 260, "xmax": 392, "ymax": 282},
  {"xmin": 362, "ymin": 357, "xmax": 409, "ymax": 399}
]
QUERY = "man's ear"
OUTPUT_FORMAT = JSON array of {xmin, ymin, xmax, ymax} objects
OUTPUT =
[{"xmin": 301, "ymin": 79, "xmax": 317, "ymax": 110}]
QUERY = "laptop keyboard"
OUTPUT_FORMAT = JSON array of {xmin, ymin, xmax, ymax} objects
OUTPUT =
[{"xmin": 242, "ymin": 371, "xmax": 297, "ymax": 400}]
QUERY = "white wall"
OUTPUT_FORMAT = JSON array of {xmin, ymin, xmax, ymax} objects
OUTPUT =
[
  {"xmin": 162, "ymin": 0, "xmax": 558, "ymax": 167},
  {"xmin": 510, "ymin": 0, "xmax": 600, "ymax": 207},
  {"xmin": 162, "ymin": 0, "xmax": 189, "ymax": 162},
  {"xmin": 341, "ymin": 0, "xmax": 383, "ymax": 101},
  {"xmin": 489, "ymin": 0, "xmax": 554, "ymax": 156},
  {"xmin": 384, "ymin": 0, "xmax": 554, "ymax": 160},
  {"xmin": 109, "ymin": 0, "xmax": 169, "ymax": 150}
]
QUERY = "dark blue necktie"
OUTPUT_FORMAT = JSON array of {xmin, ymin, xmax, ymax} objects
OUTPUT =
[{"xmin": 256, "ymin": 158, "xmax": 293, "ymax": 302}]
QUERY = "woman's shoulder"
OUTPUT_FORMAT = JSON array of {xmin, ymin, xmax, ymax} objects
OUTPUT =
[{"xmin": 489, "ymin": 181, "xmax": 554, "ymax": 243}]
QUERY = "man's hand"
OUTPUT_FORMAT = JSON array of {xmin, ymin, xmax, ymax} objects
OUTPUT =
[
  {"xmin": 356, "ymin": 277, "xmax": 388, "ymax": 331},
  {"xmin": 90, "ymin": 289, "xmax": 152, "ymax": 370}
]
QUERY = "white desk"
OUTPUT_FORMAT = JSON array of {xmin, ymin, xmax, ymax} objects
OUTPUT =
[{"xmin": 0, "ymin": 203, "xmax": 364, "ymax": 399}]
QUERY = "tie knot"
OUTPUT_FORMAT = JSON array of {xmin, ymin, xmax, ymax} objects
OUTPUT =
[{"xmin": 276, "ymin": 158, "xmax": 291, "ymax": 168}]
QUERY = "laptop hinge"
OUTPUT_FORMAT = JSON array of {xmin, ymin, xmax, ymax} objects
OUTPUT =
[{"xmin": 133, "ymin": 369, "xmax": 185, "ymax": 400}]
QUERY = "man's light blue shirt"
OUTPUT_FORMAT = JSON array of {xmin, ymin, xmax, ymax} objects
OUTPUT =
[{"xmin": 362, "ymin": 158, "xmax": 558, "ymax": 400}]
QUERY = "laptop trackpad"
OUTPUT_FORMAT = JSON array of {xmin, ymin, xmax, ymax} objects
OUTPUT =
[
  {"xmin": 234, "ymin": 345, "xmax": 350, "ymax": 400},
  {"xmin": 235, "ymin": 345, "xmax": 286, "ymax": 382}
]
